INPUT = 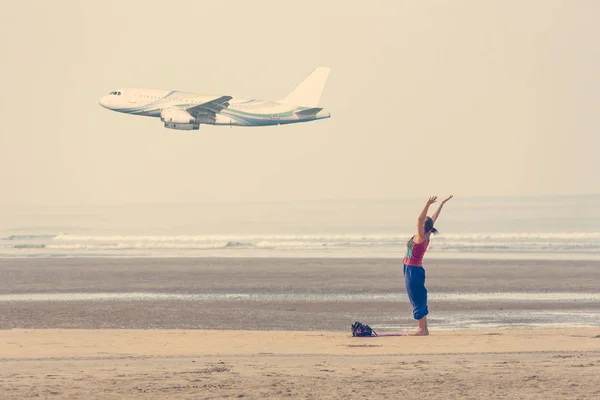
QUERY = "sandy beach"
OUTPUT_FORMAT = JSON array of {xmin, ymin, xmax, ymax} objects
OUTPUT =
[
  {"xmin": 2, "ymin": 257, "xmax": 600, "ymax": 398},
  {"xmin": 2, "ymin": 328, "xmax": 600, "ymax": 399}
]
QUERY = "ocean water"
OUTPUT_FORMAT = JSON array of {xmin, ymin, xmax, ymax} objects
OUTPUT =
[{"xmin": 1, "ymin": 195, "xmax": 599, "ymax": 259}]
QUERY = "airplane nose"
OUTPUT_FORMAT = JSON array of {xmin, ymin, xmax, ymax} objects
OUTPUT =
[{"xmin": 99, "ymin": 96, "xmax": 109, "ymax": 109}]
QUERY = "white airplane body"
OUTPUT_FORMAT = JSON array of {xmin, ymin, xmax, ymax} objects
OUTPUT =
[{"xmin": 99, "ymin": 67, "xmax": 331, "ymax": 130}]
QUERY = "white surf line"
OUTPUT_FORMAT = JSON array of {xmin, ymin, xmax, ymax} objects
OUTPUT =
[{"xmin": 0, "ymin": 292, "xmax": 599, "ymax": 303}]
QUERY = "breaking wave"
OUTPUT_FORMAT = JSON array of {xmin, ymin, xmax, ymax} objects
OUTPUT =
[{"xmin": 2, "ymin": 234, "xmax": 57, "ymax": 240}]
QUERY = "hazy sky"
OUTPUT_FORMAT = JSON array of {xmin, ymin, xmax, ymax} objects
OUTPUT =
[{"xmin": 1, "ymin": 0, "xmax": 599, "ymax": 206}]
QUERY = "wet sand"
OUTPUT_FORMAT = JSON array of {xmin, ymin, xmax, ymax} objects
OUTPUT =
[{"xmin": 1, "ymin": 258, "xmax": 599, "ymax": 330}]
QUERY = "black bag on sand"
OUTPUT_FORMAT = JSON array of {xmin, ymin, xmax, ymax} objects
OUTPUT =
[{"xmin": 351, "ymin": 321, "xmax": 377, "ymax": 337}]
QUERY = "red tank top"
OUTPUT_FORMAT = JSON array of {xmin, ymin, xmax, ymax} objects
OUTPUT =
[{"xmin": 403, "ymin": 236, "xmax": 429, "ymax": 266}]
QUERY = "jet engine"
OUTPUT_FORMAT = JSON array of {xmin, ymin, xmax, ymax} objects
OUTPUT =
[{"xmin": 160, "ymin": 108, "xmax": 199, "ymax": 130}]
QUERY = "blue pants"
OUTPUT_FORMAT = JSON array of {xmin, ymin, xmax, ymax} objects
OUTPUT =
[{"xmin": 404, "ymin": 265, "xmax": 429, "ymax": 320}]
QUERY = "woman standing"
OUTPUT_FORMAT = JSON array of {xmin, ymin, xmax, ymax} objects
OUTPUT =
[{"xmin": 404, "ymin": 195, "xmax": 453, "ymax": 336}]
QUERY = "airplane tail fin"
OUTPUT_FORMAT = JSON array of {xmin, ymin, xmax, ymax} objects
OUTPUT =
[{"xmin": 282, "ymin": 67, "xmax": 330, "ymax": 107}]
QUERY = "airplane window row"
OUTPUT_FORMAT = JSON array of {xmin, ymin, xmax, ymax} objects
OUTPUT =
[{"xmin": 109, "ymin": 91, "xmax": 122, "ymax": 95}]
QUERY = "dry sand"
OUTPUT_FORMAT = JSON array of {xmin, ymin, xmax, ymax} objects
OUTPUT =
[{"xmin": 2, "ymin": 328, "xmax": 600, "ymax": 399}]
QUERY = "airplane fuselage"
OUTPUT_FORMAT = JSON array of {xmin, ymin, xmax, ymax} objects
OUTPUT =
[{"xmin": 99, "ymin": 88, "xmax": 330, "ymax": 129}]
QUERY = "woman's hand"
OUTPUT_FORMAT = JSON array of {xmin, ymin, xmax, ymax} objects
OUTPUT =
[
  {"xmin": 426, "ymin": 196, "xmax": 438, "ymax": 205},
  {"xmin": 441, "ymin": 195, "xmax": 453, "ymax": 204}
]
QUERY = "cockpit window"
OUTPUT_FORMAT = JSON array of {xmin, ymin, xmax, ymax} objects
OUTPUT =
[{"xmin": 108, "ymin": 91, "xmax": 121, "ymax": 95}]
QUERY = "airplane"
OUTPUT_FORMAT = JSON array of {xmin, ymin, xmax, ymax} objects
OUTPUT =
[{"xmin": 99, "ymin": 67, "xmax": 331, "ymax": 130}]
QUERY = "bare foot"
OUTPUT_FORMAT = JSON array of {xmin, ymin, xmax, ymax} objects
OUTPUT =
[{"xmin": 408, "ymin": 329, "xmax": 429, "ymax": 336}]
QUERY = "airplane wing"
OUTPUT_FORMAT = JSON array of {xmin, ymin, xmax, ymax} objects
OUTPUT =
[{"xmin": 184, "ymin": 96, "xmax": 233, "ymax": 119}]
